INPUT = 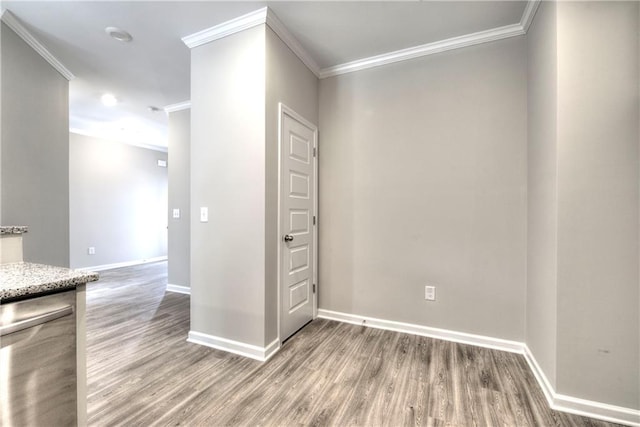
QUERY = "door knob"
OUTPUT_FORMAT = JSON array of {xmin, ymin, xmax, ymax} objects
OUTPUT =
[{"xmin": 284, "ymin": 234, "xmax": 294, "ymax": 242}]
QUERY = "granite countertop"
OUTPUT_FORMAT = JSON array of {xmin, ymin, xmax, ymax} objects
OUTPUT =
[
  {"xmin": 0, "ymin": 226, "xmax": 28, "ymax": 235},
  {"xmin": 0, "ymin": 262, "xmax": 99, "ymax": 302}
]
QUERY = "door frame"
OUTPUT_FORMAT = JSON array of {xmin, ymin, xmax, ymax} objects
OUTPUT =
[{"xmin": 277, "ymin": 102, "xmax": 318, "ymax": 344}]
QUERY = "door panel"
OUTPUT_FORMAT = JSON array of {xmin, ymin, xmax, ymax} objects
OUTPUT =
[
  {"xmin": 288, "ymin": 279, "xmax": 310, "ymax": 312},
  {"xmin": 281, "ymin": 110, "xmax": 316, "ymax": 341},
  {"xmin": 289, "ymin": 172, "xmax": 310, "ymax": 199},
  {"xmin": 290, "ymin": 210, "xmax": 309, "ymax": 234}
]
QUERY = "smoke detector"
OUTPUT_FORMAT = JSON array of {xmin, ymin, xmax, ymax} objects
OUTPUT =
[{"xmin": 105, "ymin": 27, "xmax": 133, "ymax": 43}]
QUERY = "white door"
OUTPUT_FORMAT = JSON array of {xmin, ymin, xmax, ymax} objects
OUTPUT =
[{"xmin": 280, "ymin": 106, "xmax": 317, "ymax": 342}]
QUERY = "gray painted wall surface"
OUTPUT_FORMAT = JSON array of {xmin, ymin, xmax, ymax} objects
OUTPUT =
[
  {"xmin": 555, "ymin": 1, "xmax": 639, "ymax": 408},
  {"xmin": 265, "ymin": 27, "xmax": 319, "ymax": 343},
  {"xmin": 190, "ymin": 25, "xmax": 267, "ymax": 346},
  {"xmin": 1, "ymin": 22, "xmax": 70, "ymax": 267},
  {"xmin": 318, "ymin": 37, "xmax": 527, "ymax": 341},
  {"xmin": 526, "ymin": 1, "xmax": 639, "ymax": 410},
  {"xmin": 525, "ymin": 1, "xmax": 558, "ymax": 389},
  {"xmin": 0, "ymin": 21, "xmax": 3, "ymax": 226},
  {"xmin": 69, "ymin": 133, "xmax": 168, "ymax": 269},
  {"xmin": 168, "ymin": 109, "xmax": 191, "ymax": 289}
]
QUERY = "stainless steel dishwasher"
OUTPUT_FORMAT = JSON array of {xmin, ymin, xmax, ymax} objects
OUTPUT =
[{"xmin": 1, "ymin": 290, "xmax": 77, "ymax": 427}]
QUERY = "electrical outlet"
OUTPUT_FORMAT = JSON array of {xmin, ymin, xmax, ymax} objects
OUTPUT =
[
  {"xmin": 172, "ymin": 208, "xmax": 180, "ymax": 219},
  {"xmin": 425, "ymin": 285, "xmax": 436, "ymax": 301},
  {"xmin": 88, "ymin": 247, "xmax": 96, "ymax": 255}
]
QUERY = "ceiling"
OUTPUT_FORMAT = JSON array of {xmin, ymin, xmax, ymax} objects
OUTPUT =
[{"xmin": 1, "ymin": 1, "xmax": 528, "ymax": 150}]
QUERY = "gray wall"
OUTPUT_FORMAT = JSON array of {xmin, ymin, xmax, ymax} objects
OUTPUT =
[
  {"xmin": 555, "ymin": 1, "xmax": 639, "ymax": 408},
  {"xmin": 1, "ymin": 22, "xmax": 70, "ymax": 267},
  {"xmin": 190, "ymin": 25, "xmax": 267, "ymax": 346},
  {"xmin": 265, "ymin": 27, "xmax": 319, "ymax": 343},
  {"xmin": 168, "ymin": 109, "xmax": 191, "ymax": 289},
  {"xmin": 69, "ymin": 132, "xmax": 168, "ymax": 269},
  {"xmin": 526, "ymin": 1, "xmax": 639, "ymax": 410},
  {"xmin": 318, "ymin": 37, "xmax": 528, "ymax": 341},
  {"xmin": 526, "ymin": 0, "xmax": 558, "ymax": 389}
]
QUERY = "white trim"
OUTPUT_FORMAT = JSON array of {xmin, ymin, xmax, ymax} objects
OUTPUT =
[
  {"xmin": 523, "ymin": 346, "xmax": 640, "ymax": 427},
  {"xmin": 182, "ymin": 8, "xmax": 319, "ymax": 77},
  {"xmin": 276, "ymin": 105, "xmax": 283, "ymax": 344},
  {"xmin": 69, "ymin": 128, "xmax": 168, "ymax": 153},
  {"xmin": 520, "ymin": 0, "xmax": 542, "ymax": 33},
  {"xmin": 265, "ymin": 10, "xmax": 320, "ymax": 78},
  {"xmin": 180, "ymin": 2, "xmax": 540, "ymax": 80},
  {"xmin": 522, "ymin": 345, "xmax": 557, "ymax": 408},
  {"xmin": 166, "ymin": 284, "xmax": 190, "ymax": 295},
  {"xmin": 182, "ymin": 7, "xmax": 268, "ymax": 49},
  {"xmin": 320, "ymin": 310, "xmax": 640, "ymax": 426},
  {"xmin": 76, "ymin": 256, "xmax": 167, "ymax": 272},
  {"xmin": 164, "ymin": 101, "xmax": 191, "ymax": 114},
  {"xmin": 1, "ymin": 10, "xmax": 75, "ymax": 80},
  {"xmin": 277, "ymin": 104, "xmax": 319, "ymax": 343},
  {"xmin": 317, "ymin": 0, "xmax": 545, "ymax": 79},
  {"xmin": 552, "ymin": 395, "xmax": 640, "ymax": 427},
  {"xmin": 318, "ymin": 309, "xmax": 524, "ymax": 354},
  {"xmin": 187, "ymin": 332, "xmax": 280, "ymax": 362},
  {"xmin": 263, "ymin": 338, "xmax": 280, "ymax": 362},
  {"xmin": 318, "ymin": 23, "xmax": 524, "ymax": 79}
]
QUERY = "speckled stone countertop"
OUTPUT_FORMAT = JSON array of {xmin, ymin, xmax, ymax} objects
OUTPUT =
[
  {"xmin": 0, "ymin": 262, "xmax": 99, "ymax": 302},
  {"xmin": 0, "ymin": 226, "xmax": 28, "ymax": 235}
]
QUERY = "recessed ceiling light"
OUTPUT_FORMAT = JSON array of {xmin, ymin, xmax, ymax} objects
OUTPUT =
[
  {"xmin": 101, "ymin": 93, "xmax": 118, "ymax": 107},
  {"xmin": 148, "ymin": 106, "xmax": 161, "ymax": 113},
  {"xmin": 105, "ymin": 26, "xmax": 133, "ymax": 43}
]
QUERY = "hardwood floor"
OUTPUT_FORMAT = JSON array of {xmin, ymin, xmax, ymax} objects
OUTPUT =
[{"xmin": 87, "ymin": 262, "xmax": 618, "ymax": 426}]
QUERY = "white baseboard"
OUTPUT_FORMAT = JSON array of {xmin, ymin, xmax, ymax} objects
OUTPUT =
[
  {"xmin": 317, "ymin": 308, "xmax": 525, "ymax": 354},
  {"xmin": 263, "ymin": 338, "xmax": 280, "ymax": 362},
  {"xmin": 523, "ymin": 346, "xmax": 640, "ymax": 427},
  {"xmin": 166, "ymin": 283, "xmax": 190, "ymax": 295},
  {"xmin": 318, "ymin": 308, "xmax": 639, "ymax": 427},
  {"xmin": 187, "ymin": 331, "xmax": 280, "ymax": 362},
  {"xmin": 76, "ymin": 256, "xmax": 167, "ymax": 272}
]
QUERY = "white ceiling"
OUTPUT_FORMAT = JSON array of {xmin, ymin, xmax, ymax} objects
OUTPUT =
[{"xmin": 1, "ymin": 1, "xmax": 527, "ymax": 150}]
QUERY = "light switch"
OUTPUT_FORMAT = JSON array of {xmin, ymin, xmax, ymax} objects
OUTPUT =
[
  {"xmin": 200, "ymin": 207, "xmax": 208, "ymax": 222},
  {"xmin": 172, "ymin": 208, "xmax": 180, "ymax": 219}
]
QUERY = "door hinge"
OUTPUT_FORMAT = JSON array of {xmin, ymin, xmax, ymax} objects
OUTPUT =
[
  {"xmin": 313, "ymin": 147, "xmax": 317, "ymax": 157},
  {"xmin": 313, "ymin": 215, "xmax": 316, "ymax": 226},
  {"xmin": 313, "ymin": 284, "xmax": 316, "ymax": 294}
]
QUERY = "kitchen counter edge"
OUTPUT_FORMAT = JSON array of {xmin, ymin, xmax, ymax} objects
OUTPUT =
[
  {"xmin": 0, "ymin": 262, "xmax": 99, "ymax": 302},
  {"xmin": 0, "ymin": 226, "xmax": 28, "ymax": 235}
]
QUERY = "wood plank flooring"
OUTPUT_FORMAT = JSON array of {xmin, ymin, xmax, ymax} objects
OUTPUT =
[{"xmin": 87, "ymin": 262, "xmax": 619, "ymax": 426}]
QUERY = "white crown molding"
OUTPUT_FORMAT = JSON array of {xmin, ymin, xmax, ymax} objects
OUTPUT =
[
  {"xmin": 69, "ymin": 128, "xmax": 168, "ymax": 153},
  {"xmin": 75, "ymin": 256, "xmax": 167, "ymax": 272},
  {"xmin": 188, "ymin": 332, "xmax": 280, "ymax": 362},
  {"xmin": 181, "ymin": 2, "xmax": 540, "ymax": 81},
  {"xmin": 520, "ymin": 0, "xmax": 542, "ymax": 33},
  {"xmin": 318, "ymin": 0, "xmax": 542, "ymax": 79},
  {"xmin": 265, "ymin": 10, "xmax": 320, "ymax": 78},
  {"xmin": 182, "ymin": 7, "xmax": 319, "ymax": 78},
  {"xmin": 182, "ymin": 7, "xmax": 268, "ymax": 49},
  {"xmin": 523, "ymin": 346, "xmax": 640, "ymax": 427},
  {"xmin": 166, "ymin": 284, "xmax": 190, "ymax": 295},
  {"xmin": 164, "ymin": 101, "xmax": 191, "ymax": 114},
  {"xmin": 319, "ymin": 23, "xmax": 525, "ymax": 79},
  {"xmin": 1, "ymin": 9, "xmax": 75, "ymax": 80}
]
